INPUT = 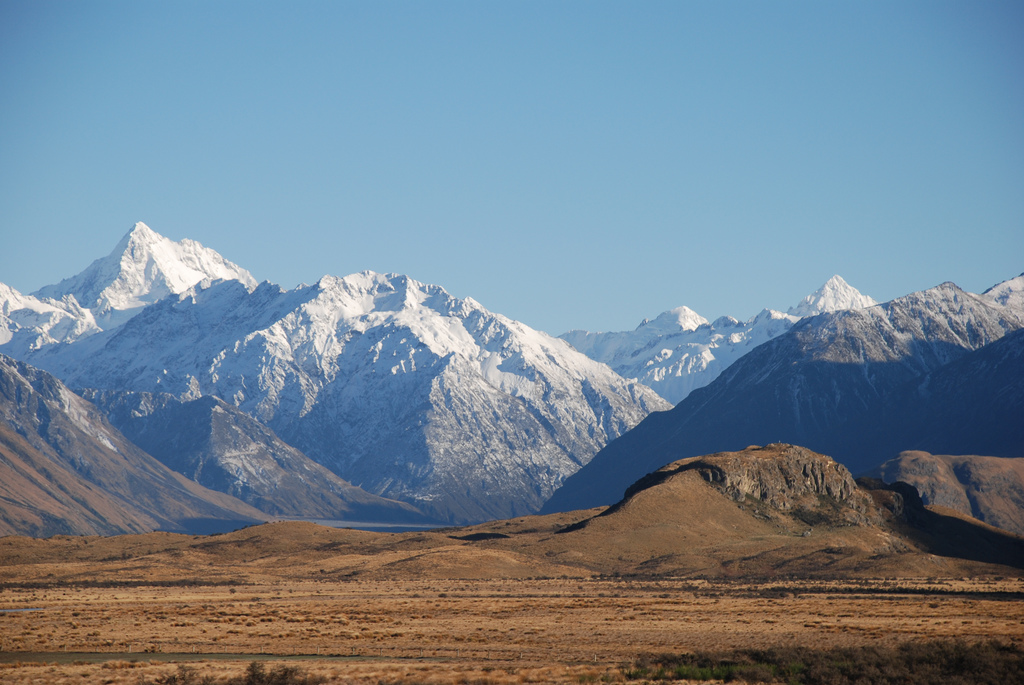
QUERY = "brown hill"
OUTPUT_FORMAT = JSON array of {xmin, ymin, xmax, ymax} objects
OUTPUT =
[
  {"xmin": 2, "ymin": 444, "xmax": 1020, "ymax": 583},
  {"xmin": 871, "ymin": 451, "xmax": 1024, "ymax": 536},
  {"xmin": 0, "ymin": 354, "xmax": 266, "ymax": 537}
]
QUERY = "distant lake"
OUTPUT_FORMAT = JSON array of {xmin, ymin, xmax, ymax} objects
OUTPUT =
[{"xmin": 280, "ymin": 518, "xmax": 445, "ymax": 533}]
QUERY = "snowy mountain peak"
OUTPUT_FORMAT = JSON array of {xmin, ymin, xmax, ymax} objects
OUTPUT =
[
  {"xmin": 982, "ymin": 272, "xmax": 1024, "ymax": 313},
  {"xmin": 638, "ymin": 306, "xmax": 708, "ymax": 334},
  {"xmin": 312, "ymin": 271, "xmax": 465, "ymax": 321},
  {"xmin": 125, "ymin": 220, "xmax": 159, "ymax": 244},
  {"xmin": 787, "ymin": 275, "xmax": 877, "ymax": 318},
  {"xmin": 33, "ymin": 222, "xmax": 257, "ymax": 329},
  {"xmin": 560, "ymin": 275, "xmax": 879, "ymax": 406}
]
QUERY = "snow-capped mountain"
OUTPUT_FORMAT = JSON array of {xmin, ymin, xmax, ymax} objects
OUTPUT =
[
  {"xmin": 30, "ymin": 221, "xmax": 257, "ymax": 330},
  {"xmin": 28, "ymin": 264, "xmax": 669, "ymax": 524},
  {"xmin": 560, "ymin": 275, "xmax": 878, "ymax": 404},
  {"xmin": 983, "ymin": 272, "xmax": 1024, "ymax": 312},
  {"xmin": 1, "ymin": 222, "xmax": 257, "ymax": 359},
  {"xmin": 544, "ymin": 277, "xmax": 1024, "ymax": 514},
  {"xmin": 0, "ymin": 282, "xmax": 102, "ymax": 357},
  {"xmin": 786, "ymin": 274, "xmax": 878, "ymax": 318}
]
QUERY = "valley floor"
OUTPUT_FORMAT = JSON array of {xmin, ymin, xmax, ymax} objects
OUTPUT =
[{"xmin": 1, "ymin": 577, "xmax": 1022, "ymax": 683}]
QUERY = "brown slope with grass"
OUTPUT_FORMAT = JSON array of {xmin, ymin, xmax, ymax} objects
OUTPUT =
[
  {"xmin": 469, "ymin": 443, "xmax": 1024, "ymax": 579},
  {"xmin": 2, "ymin": 444, "xmax": 1021, "ymax": 584},
  {"xmin": 871, "ymin": 451, "xmax": 1024, "ymax": 536}
]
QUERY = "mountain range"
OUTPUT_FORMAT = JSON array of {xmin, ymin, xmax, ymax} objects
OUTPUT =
[
  {"xmin": 2, "ymin": 223, "xmax": 668, "ymax": 524},
  {"xmin": 560, "ymin": 275, "xmax": 877, "ymax": 404},
  {"xmin": 543, "ymin": 276, "xmax": 1024, "ymax": 514},
  {"xmin": 2, "ymin": 221, "xmax": 1021, "ymax": 537}
]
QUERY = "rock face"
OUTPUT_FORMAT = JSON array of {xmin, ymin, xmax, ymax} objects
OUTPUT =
[
  {"xmin": 679, "ymin": 445, "xmax": 864, "ymax": 511},
  {"xmin": 543, "ymin": 280, "xmax": 1024, "ymax": 514},
  {"xmin": 82, "ymin": 390, "xmax": 429, "ymax": 523},
  {"xmin": 0, "ymin": 355, "xmax": 265, "ymax": 537},
  {"xmin": 871, "ymin": 451, "xmax": 1024, "ymax": 536}
]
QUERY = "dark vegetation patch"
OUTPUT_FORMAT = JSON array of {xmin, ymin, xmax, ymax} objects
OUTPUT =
[
  {"xmin": 791, "ymin": 495, "xmax": 850, "ymax": 528},
  {"xmin": 554, "ymin": 519, "xmax": 590, "ymax": 534},
  {"xmin": 0, "ymin": 578, "xmax": 245, "ymax": 590},
  {"xmin": 622, "ymin": 640, "xmax": 1024, "ymax": 684},
  {"xmin": 142, "ymin": 661, "xmax": 324, "ymax": 685},
  {"xmin": 450, "ymin": 532, "xmax": 511, "ymax": 541}
]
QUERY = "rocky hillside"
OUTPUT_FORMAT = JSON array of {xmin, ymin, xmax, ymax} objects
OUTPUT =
[
  {"xmin": 541, "ymin": 443, "xmax": 1024, "ymax": 577},
  {"xmin": 617, "ymin": 443, "xmax": 873, "ymax": 520}
]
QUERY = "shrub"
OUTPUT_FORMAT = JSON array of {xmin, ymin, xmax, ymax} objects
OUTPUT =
[{"xmin": 621, "ymin": 641, "xmax": 1024, "ymax": 684}]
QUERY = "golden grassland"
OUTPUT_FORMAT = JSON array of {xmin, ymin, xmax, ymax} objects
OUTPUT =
[
  {"xmin": 2, "ymin": 577, "xmax": 1023, "ymax": 684},
  {"xmin": 3, "ymin": 462, "xmax": 1024, "ymax": 685}
]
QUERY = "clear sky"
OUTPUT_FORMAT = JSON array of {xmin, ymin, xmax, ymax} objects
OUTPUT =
[{"xmin": 2, "ymin": 1, "xmax": 1022, "ymax": 335}]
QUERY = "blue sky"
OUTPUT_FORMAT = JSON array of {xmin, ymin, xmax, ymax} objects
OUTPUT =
[{"xmin": 2, "ymin": 1, "xmax": 1022, "ymax": 334}]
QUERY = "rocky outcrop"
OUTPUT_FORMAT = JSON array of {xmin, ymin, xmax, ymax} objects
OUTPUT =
[
  {"xmin": 682, "ymin": 444, "xmax": 861, "ymax": 509},
  {"xmin": 609, "ymin": 444, "xmax": 875, "ymax": 526}
]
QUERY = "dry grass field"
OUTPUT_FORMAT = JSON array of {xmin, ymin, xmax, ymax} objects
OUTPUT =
[
  {"xmin": 2, "ymin": 576, "xmax": 1023, "ymax": 684},
  {"xmin": 3, "ymin": 448, "xmax": 1024, "ymax": 683}
]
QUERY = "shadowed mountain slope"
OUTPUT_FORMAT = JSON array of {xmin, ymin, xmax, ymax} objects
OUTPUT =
[
  {"xmin": 860, "ymin": 327, "xmax": 1024, "ymax": 461},
  {"xmin": 0, "ymin": 355, "xmax": 265, "ymax": 537},
  {"xmin": 81, "ymin": 390, "xmax": 430, "ymax": 523}
]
